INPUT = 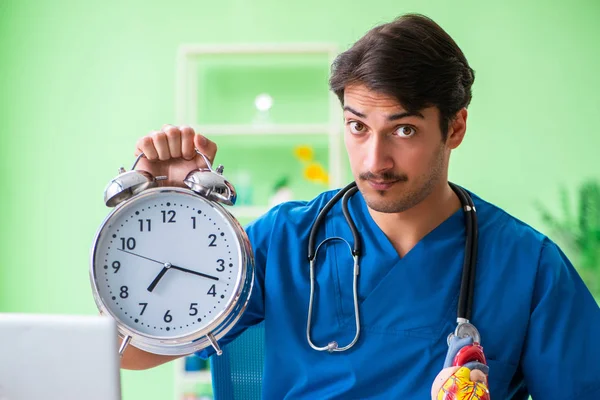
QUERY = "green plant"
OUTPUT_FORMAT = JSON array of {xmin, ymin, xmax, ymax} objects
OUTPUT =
[{"xmin": 537, "ymin": 180, "xmax": 600, "ymax": 297}]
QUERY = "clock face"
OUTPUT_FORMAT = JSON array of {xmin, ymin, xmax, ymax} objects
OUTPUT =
[{"xmin": 92, "ymin": 188, "xmax": 243, "ymax": 339}]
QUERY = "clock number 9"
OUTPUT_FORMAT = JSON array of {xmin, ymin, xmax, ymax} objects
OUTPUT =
[{"xmin": 112, "ymin": 261, "xmax": 121, "ymax": 273}]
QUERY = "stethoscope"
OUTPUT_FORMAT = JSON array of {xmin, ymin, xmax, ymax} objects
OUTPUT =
[{"xmin": 306, "ymin": 181, "xmax": 481, "ymax": 353}]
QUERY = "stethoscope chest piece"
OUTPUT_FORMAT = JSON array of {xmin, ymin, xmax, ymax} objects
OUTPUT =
[{"xmin": 447, "ymin": 321, "xmax": 481, "ymax": 346}]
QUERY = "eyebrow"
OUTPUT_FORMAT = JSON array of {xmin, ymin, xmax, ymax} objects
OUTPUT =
[{"xmin": 343, "ymin": 106, "xmax": 424, "ymax": 121}]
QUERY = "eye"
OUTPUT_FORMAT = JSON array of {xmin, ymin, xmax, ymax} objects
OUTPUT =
[
  {"xmin": 395, "ymin": 125, "xmax": 416, "ymax": 138},
  {"xmin": 348, "ymin": 121, "xmax": 367, "ymax": 134}
]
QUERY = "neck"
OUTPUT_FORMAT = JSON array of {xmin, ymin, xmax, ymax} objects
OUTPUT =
[{"xmin": 367, "ymin": 180, "xmax": 461, "ymax": 257}]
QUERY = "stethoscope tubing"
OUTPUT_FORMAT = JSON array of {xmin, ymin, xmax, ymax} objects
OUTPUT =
[
  {"xmin": 449, "ymin": 183, "xmax": 478, "ymax": 322},
  {"xmin": 307, "ymin": 181, "xmax": 479, "ymax": 352},
  {"xmin": 308, "ymin": 181, "xmax": 360, "ymax": 261}
]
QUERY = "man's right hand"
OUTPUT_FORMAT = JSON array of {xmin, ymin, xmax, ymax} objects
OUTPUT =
[{"xmin": 134, "ymin": 124, "xmax": 218, "ymax": 188}]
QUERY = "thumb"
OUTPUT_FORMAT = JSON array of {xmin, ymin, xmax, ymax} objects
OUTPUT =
[{"xmin": 193, "ymin": 134, "xmax": 217, "ymax": 169}]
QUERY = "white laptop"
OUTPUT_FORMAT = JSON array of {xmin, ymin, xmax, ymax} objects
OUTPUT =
[{"xmin": 0, "ymin": 313, "xmax": 121, "ymax": 400}]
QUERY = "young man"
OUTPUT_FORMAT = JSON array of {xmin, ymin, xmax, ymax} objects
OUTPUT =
[{"xmin": 120, "ymin": 14, "xmax": 600, "ymax": 399}]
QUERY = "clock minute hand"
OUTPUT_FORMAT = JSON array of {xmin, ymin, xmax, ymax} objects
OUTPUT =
[
  {"xmin": 115, "ymin": 248, "xmax": 219, "ymax": 286},
  {"xmin": 169, "ymin": 265, "xmax": 219, "ymax": 281}
]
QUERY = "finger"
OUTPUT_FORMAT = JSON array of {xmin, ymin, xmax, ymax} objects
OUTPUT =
[
  {"xmin": 179, "ymin": 125, "xmax": 196, "ymax": 160},
  {"xmin": 163, "ymin": 125, "xmax": 182, "ymax": 159},
  {"xmin": 194, "ymin": 134, "xmax": 217, "ymax": 168},
  {"xmin": 151, "ymin": 131, "xmax": 171, "ymax": 161},
  {"xmin": 136, "ymin": 135, "xmax": 159, "ymax": 161}
]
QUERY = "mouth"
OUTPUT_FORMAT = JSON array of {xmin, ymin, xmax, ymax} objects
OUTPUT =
[{"xmin": 366, "ymin": 179, "xmax": 400, "ymax": 191}]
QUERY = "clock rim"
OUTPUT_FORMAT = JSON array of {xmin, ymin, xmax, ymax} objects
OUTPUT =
[{"xmin": 89, "ymin": 186, "xmax": 255, "ymax": 355}]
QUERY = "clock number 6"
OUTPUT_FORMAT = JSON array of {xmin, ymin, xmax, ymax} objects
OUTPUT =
[{"xmin": 164, "ymin": 310, "xmax": 173, "ymax": 323}]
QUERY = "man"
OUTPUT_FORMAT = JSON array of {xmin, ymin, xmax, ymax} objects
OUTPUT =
[{"xmin": 120, "ymin": 13, "xmax": 600, "ymax": 399}]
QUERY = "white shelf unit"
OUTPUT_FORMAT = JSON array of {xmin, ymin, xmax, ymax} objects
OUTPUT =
[
  {"xmin": 173, "ymin": 43, "xmax": 342, "ymax": 399},
  {"xmin": 190, "ymin": 123, "xmax": 335, "ymax": 136}
]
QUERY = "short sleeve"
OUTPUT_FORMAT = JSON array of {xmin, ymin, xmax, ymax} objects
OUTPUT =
[
  {"xmin": 521, "ymin": 239, "xmax": 600, "ymax": 399},
  {"xmin": 195, "ymin": 207, "xmax": 276, "ymax": 359}
]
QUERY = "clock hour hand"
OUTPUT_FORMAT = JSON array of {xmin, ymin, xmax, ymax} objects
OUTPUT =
[{"xmin": 147, "ymin": 265, "xmax": 170, "ymax": 292}]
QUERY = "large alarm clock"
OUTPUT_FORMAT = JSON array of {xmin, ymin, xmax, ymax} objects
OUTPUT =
[{"xmin": 90, "ymin": 151, "xmax": 254, "ymax": 357}]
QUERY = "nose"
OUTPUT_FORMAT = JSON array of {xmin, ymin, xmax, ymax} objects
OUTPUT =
[{"xmin": 364, "ymin": 135, "xmax": 393, "ymax": 174}]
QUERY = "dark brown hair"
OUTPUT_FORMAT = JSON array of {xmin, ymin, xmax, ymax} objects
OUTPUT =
[{"xmin": 329, "ymin": 13, "xmax": 475, "ymax": 140}]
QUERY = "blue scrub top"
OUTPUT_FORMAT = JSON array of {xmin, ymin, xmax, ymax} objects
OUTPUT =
[{"xmin": 198, "ymin": 187, "xmax": 600, "ymax": 399}]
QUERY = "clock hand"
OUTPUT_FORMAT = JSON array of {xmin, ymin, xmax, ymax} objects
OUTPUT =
[
  {"xmin": 117, "ymin": 248, "xmax": 164, "ymax": 265},
  {"xmin": 147, "ymin": 265, "xmax": 170, "ymax": 292},
  {"xmin": 147, "ymin": 264, "xmax": 218, "ymax": 292},
  {"xmin": 116, "ymin": 248, "xmax": 219, "ymax": 287},
  {"xmin": 116, "ymin": 249, "xmax": 173, "ymax": 292},
  {"xmin": 169, "ymin": 265, "xmax": 219, "ymax": 281}
]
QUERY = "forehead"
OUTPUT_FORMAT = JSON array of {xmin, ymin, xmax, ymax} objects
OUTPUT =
[
  {"xmin": 342, "ymin": 83, "xmax": 441, "ymax": 122},
  {"xmin": 343, "ymin": 84, "xmax": 405, "ymax": 111}
]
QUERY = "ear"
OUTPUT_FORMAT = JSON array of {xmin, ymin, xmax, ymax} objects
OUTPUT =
[{"xmin": 446, "ymin": 108, "xmax": 468, "ymax": 150}]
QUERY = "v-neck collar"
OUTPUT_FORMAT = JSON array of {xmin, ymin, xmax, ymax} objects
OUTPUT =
[
  {"xmin": 324, "ymin": 188, "xmax": 468, "ymax": 327},
  {"xmin": 349, "ymin": 189, "xmax": 465, "ymax": 260}
]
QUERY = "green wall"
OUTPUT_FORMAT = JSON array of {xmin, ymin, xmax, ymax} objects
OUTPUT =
[{"xmin": 1, "ymin": 1, "xmax": 599, "ymax": 399}]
